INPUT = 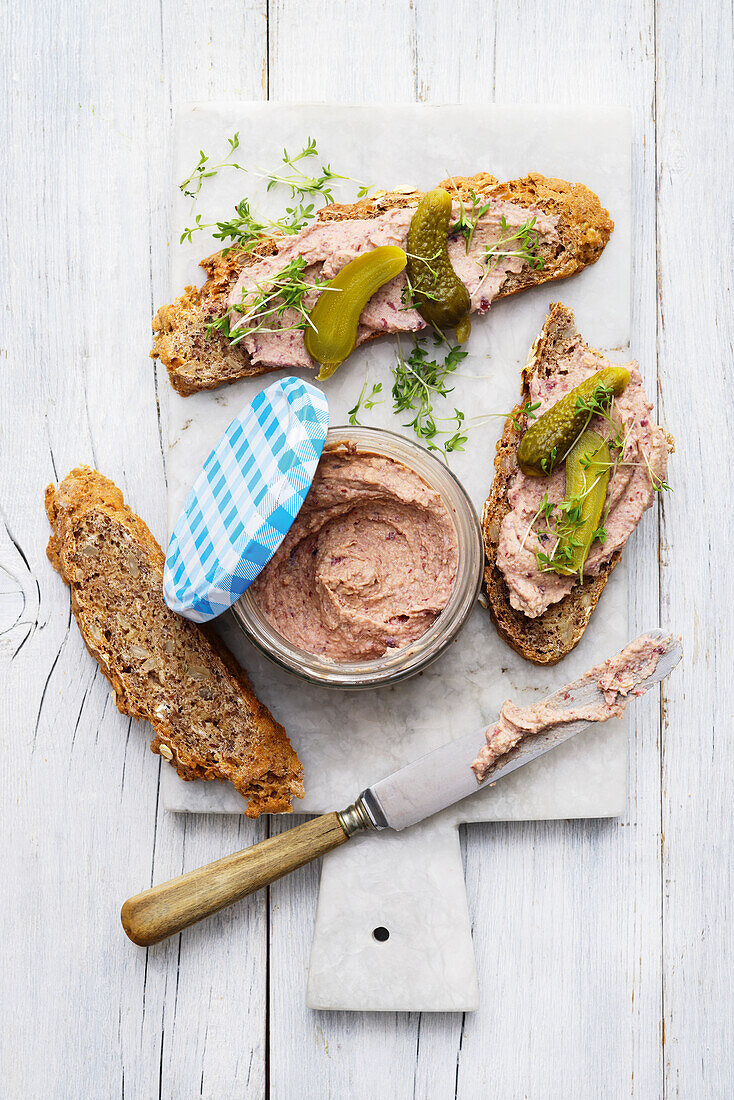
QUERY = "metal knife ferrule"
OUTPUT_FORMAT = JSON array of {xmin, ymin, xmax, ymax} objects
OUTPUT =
[{"xmin": 337, "ymin": 789, "xmax": 389, "ymax": 836}]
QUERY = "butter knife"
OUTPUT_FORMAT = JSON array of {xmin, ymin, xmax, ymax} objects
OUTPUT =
[{"xmin": 121, "ymin": 629, "xmax": 681, "ymax": 946}]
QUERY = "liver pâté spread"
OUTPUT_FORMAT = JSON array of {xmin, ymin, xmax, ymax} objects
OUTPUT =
[
  {"xmin": 497, "ymin": 348, "xmax": 670, "ymax": 618},
  {"xmin": 226, "ymin": 200, "xmax": 559, "ymax": 370},
  {"xmin": 472, "ymin": 632, "xmax": 672, "ymax": 781},
  {"xmin": 249, "ymin": 444, "xmax": 458, "ymax": 662}
]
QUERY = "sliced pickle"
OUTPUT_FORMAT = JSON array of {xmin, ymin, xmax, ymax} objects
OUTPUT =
[
  {"xmin": 305, "ymin": 246, "xmax": 407, "ymax": 381},
  {"xmin": 551, "ymin": 430, "xmax": 610, "ymax": 576}
]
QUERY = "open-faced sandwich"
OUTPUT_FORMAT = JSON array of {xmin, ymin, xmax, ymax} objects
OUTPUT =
[
  {"xmin": 483, "ymin": 303, "xmax": 673, "ymax": 664},
  {"xmin": 152, "ymin": 172, "xmax": 614, "ymax": 394}
]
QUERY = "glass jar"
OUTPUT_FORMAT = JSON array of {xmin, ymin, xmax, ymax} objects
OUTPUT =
[{"xmin": 230, "ymin": 426, "xmax": 483, "ymax": 688}]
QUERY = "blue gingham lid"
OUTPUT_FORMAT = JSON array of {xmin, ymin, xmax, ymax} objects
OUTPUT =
[{"xmin": 164, "ymin": 376, "xmax": 329, "ymax": 622}]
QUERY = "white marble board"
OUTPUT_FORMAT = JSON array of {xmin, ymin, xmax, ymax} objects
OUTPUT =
[{"xmin": 163, "ymin": 104, "xmax": 632, "ymax": 1010}]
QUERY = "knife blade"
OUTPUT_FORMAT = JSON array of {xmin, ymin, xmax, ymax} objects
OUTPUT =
[
  {"xmin": 356, "ymin": 628, "xmax": 681, "ymax": 832},
  {"xmin": 121, "ymin": 629, "xmax": 681, "ymax": 947}
]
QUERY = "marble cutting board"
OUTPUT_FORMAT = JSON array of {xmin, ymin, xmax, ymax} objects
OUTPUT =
[{"xmin": 163, "ymin": 103, "xmax": 632, "ymax": 1011}]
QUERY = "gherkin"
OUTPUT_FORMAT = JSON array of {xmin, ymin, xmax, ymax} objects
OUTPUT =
[
  {"xmin": 518, "ymin": 366, "xmax": 630, "ymax": 477},
  {"xmin": 406, "ymin": 189, "xmax": 471, "ymax": 339}
]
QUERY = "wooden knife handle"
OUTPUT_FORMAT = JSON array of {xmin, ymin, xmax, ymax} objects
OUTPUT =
[{"xmin": 121, "ymin": 812, "xmax": 350, "ymax": 947}]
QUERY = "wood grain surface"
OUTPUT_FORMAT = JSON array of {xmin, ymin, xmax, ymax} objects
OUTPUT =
[
  {"xmin": 1, "ymin": 0, "xmax": 731, "ymax": 1097},
  {"xmin": 121, "ymin": 814, "xmax": 349, "ymax": 947}
]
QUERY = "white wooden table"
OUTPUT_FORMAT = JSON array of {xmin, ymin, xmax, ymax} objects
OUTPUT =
[{"xmin": 2, "ymin": 1, "xmax": 731, "ymax": 1096}]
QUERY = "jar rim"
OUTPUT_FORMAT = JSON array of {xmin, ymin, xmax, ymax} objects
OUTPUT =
[{"xmin": 230, "ymin": 424, "xmax": 484, "ymax": 688}]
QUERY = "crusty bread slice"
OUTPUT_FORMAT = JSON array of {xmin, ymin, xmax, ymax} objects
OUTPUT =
[
  {"xmin": 45, "ymin": 467, "xmax": 304, "ymax": 816},
  {"xmin": 482, "ymin": 303, "xmax": 622, "ymax": 665},
  {"xmin": 153, "ymin": 172, "xmax": 613, "ymax": 396}
]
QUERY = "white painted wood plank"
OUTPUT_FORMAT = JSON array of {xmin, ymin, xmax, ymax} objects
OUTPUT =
[
  {"xmin": 456, "ymin": 4, "xmax": 666, "ymax": 1097},
  {"xmin": 3, "ymin": 0, "xmax": 731, "ymax": 1096},
  {"xmin": 268, "ymin": 1, "xmax": 664, "ymax": 1098},
  {"xmin": 268, "ymin": 0, "xmax": 416, "ymax": 102},
  {"xmin": 269, "ymin": 815, "xmax": 464, "ymax": 1099},
  {"xmin": 264, "ymin": 4, "xmax": 460, "ymax": 1096},
  {"xmin": 655, "ymin": 2, "xmax": 734, "ymax": 1095},
  {"xmin": 0, "ymin": 2, "xmax": 270, "ymax": 1097},
  {"xmin": 2, "ymin": 0, "xmax": 174, "ymax": 1092},
  {"xmin": 156, "ymin": 5, "xmax": 272, "ymax": 1096}
]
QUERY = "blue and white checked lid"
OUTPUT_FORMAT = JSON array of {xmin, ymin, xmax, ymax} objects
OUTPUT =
[{"xmin": 164, "ymin": 376, "xmax": 329, "ymax": 622}]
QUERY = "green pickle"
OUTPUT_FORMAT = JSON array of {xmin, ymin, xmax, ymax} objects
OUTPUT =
[
  {"xmin": 552, "ymin": 430, "xmax": 610, "ymax": 576},
  {"xmin": 305, "ymin": 246, "xmax": 407, "ymax": 380},
  {"xmin": 517, "ymin": 366, "xmax": 630, "ymax": 477},
  {"xmin": 406, "ymin": 188, "xmax": 471, "ymax": 339}
]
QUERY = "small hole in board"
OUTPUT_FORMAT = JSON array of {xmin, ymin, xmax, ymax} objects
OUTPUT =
[{"xmin": 372, "ymin": 926, "xmax": 390, "ymax": 942}]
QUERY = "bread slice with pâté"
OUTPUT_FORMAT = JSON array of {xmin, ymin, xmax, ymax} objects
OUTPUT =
[
  {"xmin": 152, "ymin": 172, "xmax": 614, "ymax": 396},
  {"xmin": 45, "ymin": 466, "xmax": 304, "ymax": 817},
  {"xmin": 481, "ymin": 302, "xmax": 673, "ymax": 666}
]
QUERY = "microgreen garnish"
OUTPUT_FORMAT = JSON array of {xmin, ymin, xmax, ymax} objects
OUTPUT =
[
  {"xmin": 400, "ymin": 251, "xmax": 443, "ymax": 311},
  {"xmin": 264, "ymin": 138, "xmax": 370, "ymax": 202},
  {"xmin": 509, "ymin": 401, "xmax": 541, "ymax": 430},
  {"xmin": 575, "ymin": 382, "xmax": 615, "ymax": 418},
  {"xmin": 519, "ymin": 492, "xmax": 555, "ymax": 552},
  {"xmin": 204, "ymin": 312, "xmax": 236, "ymax": 342},
  {"xmin": 643, "ymin": 451, "xmax": 672, "ymax": 493},
  {"xmin": 348, "ymin": 374, "xmax": 383, "ymax": 426},
  {"xmin": 205, "ymin": 256, "xmax": 339, "ymax": 344},
  {"xmin": 540, "ymin": 446, "xmax": 558, "ymax": 475},
  {"xmin": 181, "ymin": 198, "xmax": 267, "ymax": 248},
  {"xmin": 180, "ymin": 133, "xmax": 244, "ymax": 199},
  {"xmin": 481, "ymin": 215, "xmax": 545, "ymax": 280},
  {"xmin": 180, "ymin": 198, "xmax": 319, "ymax": 251},
  {"xmin": 538, "ymin": 493, "xmax": 555, "ymax": 521},
  {"xmin": 449, "ymin": 188, "xmax": 493, "ymax": 252},
  {"xmin": 391, "ymin": 336, "xmax": 469, "ymax": 458},
  {"xmin": 180, "ymin": 135, "xmax": 371, "ymax": 252}
]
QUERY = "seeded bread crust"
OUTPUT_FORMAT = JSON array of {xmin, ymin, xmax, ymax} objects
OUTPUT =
[
  {"xmin": 45, "ymin": 466, "xmax": 304, "ymax": 816},
  {"xmin": 481, "ymin": 303, "xmax": 622, "ymax": 665},
  {"xmin": 152, "ymin": 172, "xmax": 614, "ymax": 396}
]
